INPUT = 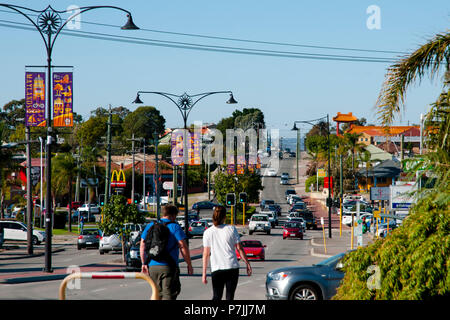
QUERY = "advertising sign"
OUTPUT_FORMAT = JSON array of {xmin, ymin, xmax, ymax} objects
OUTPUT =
[
  {"xmin": 370, "ymin": 187, "xmax": 390, "ymax": 201},
  {"xmin": 25, "ymin": 72, "xmax": 46, "ymax": 127},
  {"xmin": 317, "ymin": 169, "xmax": 326, "ymax": 178},
  {"xmin": 390, "ymin": 184, "xmax": 416, "ymax": 210},
  {"xmin": 171, "ymin": 130, "xmax": 201, "ymax": 166},
  {"xmin": 53, "ymin": 72, "xmax": 73, "ymax": 127}
]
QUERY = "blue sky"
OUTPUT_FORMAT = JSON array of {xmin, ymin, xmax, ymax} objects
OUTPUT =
[{"xmin": 0, "ymin": 0, "xmax": 449, "ymax": 139}]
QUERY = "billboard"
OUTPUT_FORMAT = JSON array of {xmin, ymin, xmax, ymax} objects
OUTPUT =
[
  {"xmin": 390, "ymin": 184, "xmax": 417, "ymax": 210},
  {"xmin": 53, "ymin": 72, "xmax": 73, "ymax": 127},
  {"xmin": 25, "ymin": 72, "xmax": 46, "ymax": 127},
  {"xmin": 370, "ymin": 187, "xmax": 390, "ymax": 201}
]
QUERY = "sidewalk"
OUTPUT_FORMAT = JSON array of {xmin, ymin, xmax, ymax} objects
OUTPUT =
[{"xmin": 310, "ymin": 229, "xmax": 374, "ymax": 258}]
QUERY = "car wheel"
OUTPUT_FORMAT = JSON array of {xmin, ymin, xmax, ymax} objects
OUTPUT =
[
  {"xmin": 290, "ymin": 284, "xmax": 321, "ymax": 300},
  {"xmin": 99, "ymin": 250, "xmax": 105, "ymax": 255},
  {"xmin": 32, "ymin": 236, "xmax": 39, "ymax": 245}
]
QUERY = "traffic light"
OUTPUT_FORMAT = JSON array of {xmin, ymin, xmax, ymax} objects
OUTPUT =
[
  {"xmin": 239, "ymin": 192, "xmax": 247, "ymax": 203},
  {"xmin": 226, "ymin": 193, "xmax": 236, "ymax": 206},
  {"xmin": 99, "ymin": 194, "xmax": 105, "ymax": 206},
  {"xmin": 134, "ymin": 193, "xmax": 141, "ymax": 204}
]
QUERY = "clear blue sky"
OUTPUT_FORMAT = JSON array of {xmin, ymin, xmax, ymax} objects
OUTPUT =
[{"xmin": 1, "ymin": 0, "xmax": 449, "ymax": 139}]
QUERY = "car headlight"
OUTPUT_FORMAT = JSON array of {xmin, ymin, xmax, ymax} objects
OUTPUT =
[
  {"xmin": 267, "ymin": 271, "xmax": 291, "ymax": 281},
  {"xmin": 130, "ymin": 250, "xmax": 138, "ymax": 259}
]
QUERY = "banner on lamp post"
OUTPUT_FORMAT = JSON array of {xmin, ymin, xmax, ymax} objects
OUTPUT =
[
  {"xmin": 53, "ymin": 72, "xmax": 73, "ymax": 127},
  {"xmin": 25, "ymin": 72, "xmax": 46, "ymax": 127}
]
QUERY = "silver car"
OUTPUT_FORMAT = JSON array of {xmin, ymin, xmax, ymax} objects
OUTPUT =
[
  {"xmin": 266, "ymin": 253, "xmax": 346, "ymax": 300},
  {"xmin": 188, "ymin": 220, "xmax": 208, "ymax": 238},
  {"xmin": 99, "ymin": 233, "xmax": 122, "ymax": 254},
  {"xmin": 77, "ymin": 228, "xmax": 101, "ymax": 250}
]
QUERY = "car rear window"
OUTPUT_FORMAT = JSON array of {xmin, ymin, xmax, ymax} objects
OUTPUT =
[
  {"xmin": 191, "ymin": 222, "xmax": 204, "ymax": 227},
  {"xmin": 81, "ymin": 229, "xmax": 99, "ymax": 236},
  {"xmin": 242, "ymin": 241, "xmax": 262, "ymax": 248}
]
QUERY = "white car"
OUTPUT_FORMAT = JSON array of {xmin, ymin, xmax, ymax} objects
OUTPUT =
[
  {"xmin": 99, "ymin": 233, "xmax": 122, "ymax": 254},
  {"xmin": 78, "ymin": 203, "xmax": 100, "ymax": 214},
  {"xmin": 248, "ymin": 214, "xmax": 271, "ymax": 235},
  {"xmin": 342, "ymin": 213, "xmax": 373, "ymax": 227},
  {"xmin": 266, "ymin": 168, "xmax": 277, "ymax": 177},
  {"xmin": 176, "ymin": 216, "xmax": 186, "ymax": 228},
  {"xmin": 0, "ymin": 220, "xmax": 45, "ymax": 245}
]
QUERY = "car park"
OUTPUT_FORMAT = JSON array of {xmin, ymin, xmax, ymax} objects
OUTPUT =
[
  {"xmin": 99, "ymin": 233, "xmax": 122, "ymax": 254},
  {"xmin": 248, "ymin": 214, "xmax": 271, "ymax": 235},
  {"xmin": 282, "ymin": 222, "xmax": 304, "ymax": 240},
  {"xmin": 188, "ymin": 220, "xmax": 208, "ymax": 238},
  {"xmin": 0, "ymin": 220, "xmax": 45, "ymax": 245},
  {"xmin": 77, "ymin": 228, "xmax": 101, "ymax": 250},
  {"xmin": 266, "ymin": 252, "xmax": 347, "ymax": 300},
  {"xmin": 236, "ymin": 240, "xmax": 266, "ymax": 260}
]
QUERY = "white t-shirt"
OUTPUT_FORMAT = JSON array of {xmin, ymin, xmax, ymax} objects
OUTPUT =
[{"xmin": 203, "ymin": 224, "xmax": 241, "ymax": 273}]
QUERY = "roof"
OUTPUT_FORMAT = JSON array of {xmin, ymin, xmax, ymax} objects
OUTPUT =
[
  {"xmin": 20, "ymin": 158, "xmax": 46, "ymax": 168},
  {"xmin": 365, "ymin": 144, "xmax": 393, "ymax": 162},
  {"xmin": 347, "ymin": 125, "xmax": 420, "ymax": 136},
  {"xmin": 333, "ymin": 112, "xmax": 357, "ymax": 122},
  {"xmin": 357, "ymin": 159, "xmax": 402, "ymax": 178}
]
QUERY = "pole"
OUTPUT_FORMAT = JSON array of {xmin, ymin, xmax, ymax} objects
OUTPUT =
[
  {"xmin": 339, "ymin": 197, "xmax": 342, "ymax": 238},
  {"xmin": 44, "ymin": 30, "xmax": 53, "ymax": 273},
  {"xmin": 26, "ymin": 126, "xmax": 33, "ymax": 255},
  {"xmin": 207, "ymin": 150, "xmax": 211, "ymax": 201},
  {"xmin": 231, "ymin": 205, "xmax": 234, "ymax": 225},
  {"xmin": 132, "ymin": 133, "xmax": 135, "ymax": 205},
  {"xmin": 143, "ymin": 140, "xmax": 146, "ymax": 211},
  {"xmin": 174, "ymin": 166, "xmax": 178, "ymax": 205},
  {"xmin": 39, "ymin": 137, "xmax": 43, "ymax": 228},
  {"xmin": 296, "ymin": 127, "xmax": 300, "ymax": 184},
  {"xmin": 340, "ymin": 153, "xmax": 343, "ymax": 238},
  {"xmin": 243, "ymin": 202, "xmax": 245, "ymax": 226},
  {"xmin": 420, "ymin": 113, "xmax": 424, "ymax": 155},
  {"xmin": 327, "ymin": 114, "xmax": 332, "ymax": 239},
  {"xmin": 155, "ymin": 135, "xmax": 161, "ymax": 220},
  {"xmin": 183, "ymin": 118, "xmax": 189, "ymax": 244}
]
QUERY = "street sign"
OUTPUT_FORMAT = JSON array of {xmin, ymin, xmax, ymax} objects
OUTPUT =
[
  {"xmin": 317, "ymin": 169, "xmax": 326, "ymax": 178},
  {"xmin": 370, "ymin": 187, "xmax": 390, "ymax": 201},
  {"xmin": 163, "ymin": 181, "xmax": 174, "ymax": 190},
  {"xmin": 390, "ymin": 184, "xmax": 416, "ymax": 211}
]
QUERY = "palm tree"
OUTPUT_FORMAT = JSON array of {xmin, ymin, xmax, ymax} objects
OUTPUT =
[{"xmin": 53, "ymin": 153, "xmax": 78, "ymax": 232}]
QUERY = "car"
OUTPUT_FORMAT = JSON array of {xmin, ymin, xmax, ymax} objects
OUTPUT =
[
  {"xmin": 261, "ymin": 211, "xmax": 278, "ymax": 227},
  {"xmin": 77, "ymin": 203, "xmax": 100, "ymax": 214},
  {"xmin": 266, "ymin": 252, "xmax": 347, "ymax": 300},
  {"xmin": 287, "ymin": 217, "xmax": 307, "ymax": 230},
  {"xmin": 99, "ymin": 233, "xmax": 122, "ymax": 254},
  {"xmin": 260, "ymin": 199, "xmax": 275, "ymax": 210},
  {"xmin": 236, "ymin": 240, "xmax": 266, "ymax": 260},
  {"xmin": 124, "ymin": 223, "xmax": 145, "ymax": 242},
  {"xmin": 299, "ymin": 211, "xmax": 318, "ymax": 230},
  {"xmin": 0, "ymin": 220, "xmax": 45, "ymax": 245},
  {"xmin": 266, "ymin": 204, "xmax": 281, "ymax": 216},
  {"xmin": 248, "ymin": 214, "xmax": 271, "ymax": 235},
  {"xmin": 342, "ymin": 212, "xmax": 373, "ymax": 226},
  {"xmin": 290, "ymin": 202, "xmax": 307, "ymax": 212},
  {"xmin": 125, "ymin": 236, "xmax": 142, "ymax": 271},
  {"xmin": 282, "ymin": 222, "xmax": 304, "ymax": 240},
  {"xmin": 285, "ymin": 189, "xmax": 296, "ymax": 201},
  {"xmin": 176, "ymin": 216, "xmax": 186, "ymax": 229},
  {"xmin": 71, "ymin": 210, "xmax": 96, "ymax": 223},
  {"xmin": 265, "ymin": 168, "xmax": 277, "ymax": 177},
  {"xmin": 188, "ymin": 211, "xmax": 200, "ymax": 222},
  {"xmin": 280, "ymin": 177, "xmax": 289, "ymax": 185},
  {"xmin": 188, "ymin": 220, "xmax": 208, "ymax": 238},
  {"xmin": 280, "ymin": 173, "xmax": 289, "ymax": 180},
  {"xmin": 375, "ymin": 222, "xmax": 398, "ymax": 238},
  {"xmin": 0, "ymin": 223, "xmax": 4, "ymax": 247},
  {"xmin": 199, "ymin": 218, "xmax": 213, "ymax": 228},
  {"xmin": 192, "ymin": 201, "xmax": 218, "ymax": 210},
  {"xmin": 77, "ymin": 228, "xmax": 101, "ymax": 250},
  {"xmin": 288, "ymin": 195, "xmax": 303, "ymax": 205},
  {"xmin": 289, "ymin": 152, "xmax": 296, "ymax": 158},
  {"xmin": 67, "ymin": 201, "xmax": 82, "ymax": 211}
]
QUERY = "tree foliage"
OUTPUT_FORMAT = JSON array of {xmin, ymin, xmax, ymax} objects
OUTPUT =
[{"xmin": 213, "ymin": 170, "xmax": 263, "ymax": 205}]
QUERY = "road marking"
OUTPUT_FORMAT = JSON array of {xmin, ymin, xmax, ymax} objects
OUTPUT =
[{"xmin": 92, "ymin": 288, "xmax": 106, "ymax": 293}]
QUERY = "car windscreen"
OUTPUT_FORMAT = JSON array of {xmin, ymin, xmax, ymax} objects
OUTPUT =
[
  {"xmin": 315, "ymin": 253, "xmax": 345, "ymax": 267},
  {"xmin": 252, "ymin": 216, "xmax": 268, "ymax": 221},
  {"xmin": 242, "ymin": 241, "xmax": 262, "ymax": 248}
]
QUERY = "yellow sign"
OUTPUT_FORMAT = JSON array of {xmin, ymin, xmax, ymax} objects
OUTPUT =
[
  {"xmin": 317, "ymin": 169, "xmax": 326, "ymax": 178},
  {"xmin": 111, "ymin": 169, "xmax": 126, "ymax": 188}
]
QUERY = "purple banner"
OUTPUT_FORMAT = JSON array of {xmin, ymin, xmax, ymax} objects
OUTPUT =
[
  {"xmin": 25, "ymin": 72, "xmax": 46, "ymax": 127},
  {"xmin": 53, "ymin": 72, "xmax": 73, "ymax": 127}
]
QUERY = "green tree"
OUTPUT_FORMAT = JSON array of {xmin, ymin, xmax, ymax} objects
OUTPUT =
[
  {"xmin": 213, "ymin": 170, "xmax": 263, "ymax": 205},
  {"xmin": 97, "ymin": 195, "xmax": 145, "ymax": 261},
  {"xmin": 122, "ymin": 106, "xmax": 165, "ymax": 143}
]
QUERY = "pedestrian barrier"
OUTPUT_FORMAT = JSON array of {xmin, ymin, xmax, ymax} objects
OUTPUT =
[{"xmin": 59, "ymin": 272, "xmax": 160, "ymax": 300}]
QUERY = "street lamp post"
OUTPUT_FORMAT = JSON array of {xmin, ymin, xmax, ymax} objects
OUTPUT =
[
  {"xmin": 133, "ymin": 91, "xmax": 237, "ymax": 244},
  {"xmin": 292, "ymin": 115, "xmax": 332, "ymax": 238},
  {"xmin": 0, "ymin": 3, "xmax": 139, "ymax": 272}
]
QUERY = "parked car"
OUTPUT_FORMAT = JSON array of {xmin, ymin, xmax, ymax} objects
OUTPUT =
[
  {"xmin": 280, "ymin": 172, "xmax": 290, "ymax": 180},
  {"xmin": 282, "ymin": 222, "xmax": 304, "ymax": 240},
  {"xmin": 99, "ymin": 233, "xmax": 122, "ymax": 254},
  {"xmin": 376, "ymin": 222, "xmax": 398, "ymax": 238},
  {"xmin": 0, "ymin": 220, "xmax": 45, "ymax": 245},
  {"xmin": 248, "ymin": 214, "xmax": 271, "ymax": 235},
  {"xmin": 125, "ymin": 236, "xmax": 142, "ymax": 271},
  {"xmin": 77, "ymin": 228, "xmax": 101, "ymax": 250},
  {"xmin": 188, "ymin": 220, "xmax": 208, "ymax": 238},
  {"xmin": 236, "ymin": 240, "xmax": 266, "ymax": 260},
  {"xmin": 78, "ymin": 203, "xmax": 100, "ymax": 214},
  {"xmin": 285, "ymin": 189, "xmax": 296, "ymax": 201},
  {"xmin": 260, "ymin": 199, "xmax": 275, "ymax": 209},
  {"xmin": 192, "ymin": 201, "xmax": 218, "ymax": 210},
  {"xmin": 280, "ymin": 177, "xmax": 289, "ymax": 185},
  {"xmin": 67, "ymin": 201, "xmax": 82, "ymax": 211},
  {"xmin": 266, "ymin": 252, "xmax": 347, "ymax": 300}
]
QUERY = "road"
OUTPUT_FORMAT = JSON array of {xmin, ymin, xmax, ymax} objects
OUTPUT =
[{"xmin": 0, "ymin": 157, "xmax": 327, "ymax": 300}]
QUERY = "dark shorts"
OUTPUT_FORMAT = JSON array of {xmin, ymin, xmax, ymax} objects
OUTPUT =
[{"xmin": 148, "ymin": 265, "xmax": 181, "ymax": 300}]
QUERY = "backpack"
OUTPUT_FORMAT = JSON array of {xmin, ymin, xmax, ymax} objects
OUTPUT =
[{"xmin": 143, "ymin": 221, "xmax": 176, "ymax": 267}]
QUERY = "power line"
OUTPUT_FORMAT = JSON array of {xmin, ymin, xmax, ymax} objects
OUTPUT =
[
  {"xmin": 0, "ymin": 8, "xmax": 408, "ymax": 56},
  {"xmin": 0, "ymin": 19, "xmax": 396, "ymax": 63}
]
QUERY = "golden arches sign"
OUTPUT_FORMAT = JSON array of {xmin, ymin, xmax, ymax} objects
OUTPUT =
[{"xmin": 111, "ymin": 169, "xmax": 126, "ymax": 188}]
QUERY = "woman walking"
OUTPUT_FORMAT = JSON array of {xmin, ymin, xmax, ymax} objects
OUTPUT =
[{"xmin": 202, "ymin": 205, "xmax": 252, "ymax": 300}]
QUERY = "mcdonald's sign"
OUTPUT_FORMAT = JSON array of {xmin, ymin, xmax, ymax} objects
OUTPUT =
[{"xmin": 111, "ymin": 170, "xmax": 126, "ymax": 188}]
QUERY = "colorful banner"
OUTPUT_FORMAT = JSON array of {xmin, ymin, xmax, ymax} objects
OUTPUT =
[
  {"xmin": 25, "ymin": 72, "xmax": 46, "ymax": 127},
  {"xmin": 171, "ymin": 130, "xmax": 201, "ymax": 166},
  {"xmin": 53, "ymin": 72, "xmax": 73, "ymax": 127}
]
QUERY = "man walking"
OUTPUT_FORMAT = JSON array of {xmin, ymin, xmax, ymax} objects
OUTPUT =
[{"xmin": 140, "ymin": 204, "xmax": 193, "ymax": 300}]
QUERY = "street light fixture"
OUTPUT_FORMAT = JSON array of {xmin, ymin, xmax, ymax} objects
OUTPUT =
[
  {"xmin": 0, "ymin": 3, "xmax": 139, "ymax": 273},
  {"xmin": 133, "ymin": 90, "xmax": 237, "ymax": 245}
]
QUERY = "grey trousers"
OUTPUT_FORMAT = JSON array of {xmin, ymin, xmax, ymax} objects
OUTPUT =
[{"xmin": 148, "ymin": 265, "xmax": 181, "ymax": 300}]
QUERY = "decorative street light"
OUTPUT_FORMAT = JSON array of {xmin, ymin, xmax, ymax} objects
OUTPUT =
[
  {"xmin": 133, "ymin": 91, "xmax": 237, "ymax": 245},
  {"xmin": 292, "ymin": 115, "xmax": 332, "ymax": 238},
  {"xmin": 0, "ymin": 3, "xmax": 139, "ymax": 273}
]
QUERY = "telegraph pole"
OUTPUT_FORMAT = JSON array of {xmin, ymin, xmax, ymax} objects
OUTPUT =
[{"xmin": 104, "ymin": 106, "xmax": 112, "ymax": 205}]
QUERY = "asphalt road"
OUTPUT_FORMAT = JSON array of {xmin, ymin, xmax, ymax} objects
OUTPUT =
[{"xmin": 0, "ymin": 158, "xmax": 326, "ymax": 300}]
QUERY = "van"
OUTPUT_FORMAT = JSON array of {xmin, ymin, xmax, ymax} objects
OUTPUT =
[{"xmin": 0, "ymin": 220, "xmax": 45, "ymax": 245}]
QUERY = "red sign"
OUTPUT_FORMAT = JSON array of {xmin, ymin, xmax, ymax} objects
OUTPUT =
[{"xmin": 324, "ymin": 177, "xmax": 333, "ymax": 189}]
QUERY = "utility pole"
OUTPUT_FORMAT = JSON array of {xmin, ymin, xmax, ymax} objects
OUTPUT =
[
  {"xmin": 104, "ymin": 106, "xmax": 112, "ymax": 205},
  {"xmin": 74, "ymin": 146, "xmax": 81, "ymax": 202},
  {"xmin": 173, "ymin": 166, "xmax": 178, "ymax": 204},
  {"xmin": 142, "ymin": 138, "xmax": 146, "ymax": 211},
  {"xmin": 127, "ymin": 134, "xmax": 143, "ymax": 205},
  {"xmin": 25, "ymin": 126, "xmax": 33, "ymax": 255},
  {"xmin": 154, "ymin": 133, "xmax": 161, "ymax": 220}
]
